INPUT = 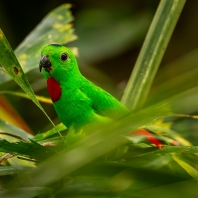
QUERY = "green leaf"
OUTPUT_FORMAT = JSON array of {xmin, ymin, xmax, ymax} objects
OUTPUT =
[
  {"xmin": 0, "ymin": 139, "xmax": 55, "ymax": 161},
  {"xmin": 146, "ymin": 125, "xmax": 191, "ymax": 146},
  {"xmin": 136, "ymin": 146, "xmax": 198, "ymax": 157},
  {"xmin": 0, "ymin": 119, "xmax": 35, "ymax": 166},
  {"xmin": 173, "ymin": 156, "xmax": 198, "ymax": 180},
  {"xmin": 0, "ymin": 4, "xmax": 76, "ymax": 84},
  {"xmin": 34, "ymin": 123, "xmax": 66, "ymax": 141},
  {"xmin": 121, "ymin": 0, "xmax": 186, "ymax": 110},
  {"xmin": 0, "ymin": 90, "xmax": 52, "ymax": 104},
  {"xmin": 0, "ymin": 30, "xmax": 57, "ymax": 130},
  {"xmin": 16, "ymin": 4, "xmax": 76, "ymax": 72}
]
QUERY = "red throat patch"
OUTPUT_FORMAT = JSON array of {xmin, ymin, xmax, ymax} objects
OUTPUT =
[{"xmin": 47, "ymin": 77, "xmax": 62, "ymax": 102}]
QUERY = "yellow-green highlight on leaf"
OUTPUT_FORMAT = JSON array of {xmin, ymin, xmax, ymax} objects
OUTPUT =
[
  {"xmin": 0, "ymin": 4, "xmax": 77, "ymax": 84},
  {"xmin": 0, "ymin": 30, "xmax": 56, "ymax": 132},
  {"xmin": 146, "ymin": 125, "xmax": 192, "ymax": 146},
  {"xmin": 173, "ymin": 156, "xmax": 198, "ymax": 181},
  {"xmin": 34, "ymin": 123, "xmax": 66, "ymax": 141},
  {"xmin": 0, "ymin": 91, "xmax": 52, "ymax": 104},
  {"xmin": 15, "ymin": 4, "xmax": 76, "ymax": 72}
]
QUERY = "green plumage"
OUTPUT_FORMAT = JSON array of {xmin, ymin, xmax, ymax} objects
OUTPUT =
[{"xmin": 40, "ymin": 44, "xmax": 129, "ymax": 144}]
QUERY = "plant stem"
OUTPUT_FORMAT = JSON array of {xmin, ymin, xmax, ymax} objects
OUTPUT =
[{"xmin": 121, "ymin": 0, "xmax": 186, "ymax": 111}]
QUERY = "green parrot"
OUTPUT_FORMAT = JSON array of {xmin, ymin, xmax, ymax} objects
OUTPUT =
[{"xmin": 39, "ymin": 44, "xmax": 161, "ymax": 148}]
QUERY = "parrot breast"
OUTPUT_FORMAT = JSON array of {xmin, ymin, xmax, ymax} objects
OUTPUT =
[{"xmin": 47, "ymin": 77, "xmax": 62, "ymax": 102}]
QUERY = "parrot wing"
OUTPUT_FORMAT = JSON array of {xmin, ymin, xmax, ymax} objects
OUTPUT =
[{"xmin": 80, "ymin": 79, "xmax": 130, "ymax": 121}]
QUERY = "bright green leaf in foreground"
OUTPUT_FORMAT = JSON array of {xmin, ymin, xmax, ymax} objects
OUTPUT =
[
  {"xmin": 34, "ymin": 123, "xmax": 66, "ymax": 142},
  {"xmin": 0, "ymin": 30, "xmax": 56, "ymax": 128}
]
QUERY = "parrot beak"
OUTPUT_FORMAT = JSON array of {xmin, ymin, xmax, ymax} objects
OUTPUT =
[{"xmin": 39, "ymin": 55, "xmax": 52, "ymax": 72}]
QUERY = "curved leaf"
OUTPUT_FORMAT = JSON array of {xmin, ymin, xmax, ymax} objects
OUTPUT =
[
  {"xmin": 34, "ymin": 123, "xmax": 66, "ymax": 141},
  {"xmin": 0, "ymin": 90, "xmax": 52, "ymax": 104},
  {"xmin": 173, "ymin": 156, "xmax": 198, "ymax": 180},
  {"xmin": 0, "ymin": 139, "xmax": 55, "ymax": 161},
  {"xmin": 0, "ymin": 30, "xmax": 55, "ymax": 129}
]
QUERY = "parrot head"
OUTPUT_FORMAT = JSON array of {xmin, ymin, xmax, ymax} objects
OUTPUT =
[
  {"xmin": 39, "ymin": 44, "xmax": 82, "ymax": 102},
  {"xmin": 39, "ymin": 44, "xmax": 79, "ymax": 80}
]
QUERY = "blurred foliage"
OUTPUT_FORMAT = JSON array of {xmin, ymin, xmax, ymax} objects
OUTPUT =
[{"xmin": 0, "ymin": 0, "xmax": 198, "ymax": 197}]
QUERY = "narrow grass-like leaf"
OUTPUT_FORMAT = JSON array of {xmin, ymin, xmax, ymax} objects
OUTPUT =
[
  {"xmin": 0, "ymin": 30, "xmax": 56, "ymax": 129},
  {"xmin": 121, "ymin": 0, "xmax": 186, "ymax": 111},
  {"xmin": 0, "ymin": 90, "xmax": 52, "ymax": 104},
  {"xmin": 136, "ymin": 146, "xmax": 198, "ymax": 157},
  {"xmin": 0, "ymin": 139, "xmax": 55, "ymax": 161},
  {"xmin": 34, "ymin": 123, "xmax": 66, "ymax": 141},
  {"xmin": 173, "ymin": 156, "xmax": 198, "ymax": 180}
]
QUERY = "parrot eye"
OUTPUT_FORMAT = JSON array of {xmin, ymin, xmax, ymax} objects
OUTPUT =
[{"xmin": 60, "ymin": 53, "xmax": 68, "ymax": 61}]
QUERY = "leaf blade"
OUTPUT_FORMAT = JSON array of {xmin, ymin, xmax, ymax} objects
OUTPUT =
[
  {"xmin": 121, "ymin": 0, "xmax": 186, "ymax": 110},
  {"xmin": 0, "ymin": 30, "xmax": 56, "ymax": 129},
  {"xmin": 0, "ymin": 4, "xmax": 77, "ymax": 84}
]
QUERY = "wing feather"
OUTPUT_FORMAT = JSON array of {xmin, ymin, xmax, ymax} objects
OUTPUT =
[{"xmin": 80, "ymin": 78, "xmax": 130, "ymax": 120}]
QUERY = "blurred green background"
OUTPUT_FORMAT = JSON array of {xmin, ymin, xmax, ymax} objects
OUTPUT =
[{"xmin": 0, "ymin": 0, "xmax": 198, "ymax": 134}]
